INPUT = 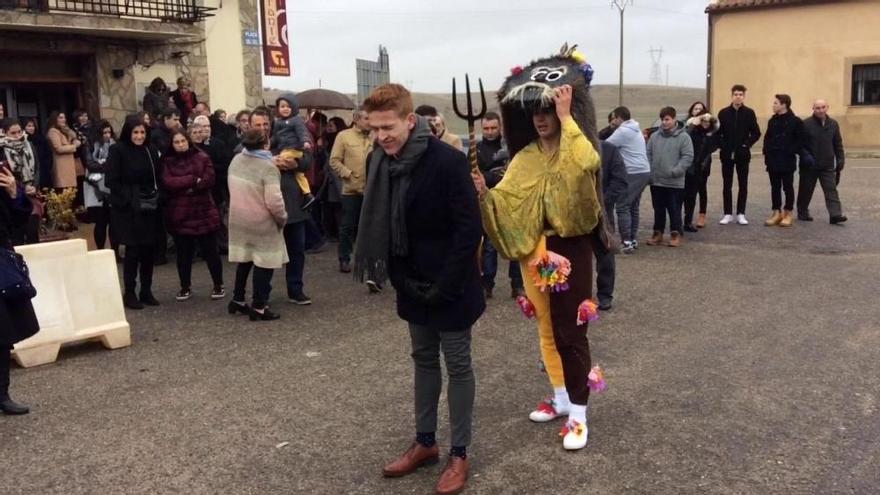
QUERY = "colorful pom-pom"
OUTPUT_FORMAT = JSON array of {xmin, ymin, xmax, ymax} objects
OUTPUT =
[
  {"xmin": 588, "ymin": 365, "xmax": 607, "ymax": 393},
  {"xmin": 511, "ymin": 65, "xmax": 524, "ymax": 76},
  {"xmin": 571, "ymin": 50, "xmax": 587, "ymax": 64},
  {"xmin": 516, "ymin": 295, "xmax": 536, "ymax": 319},
  {"xmin": 530, "ymin": 251, "xmax": 571, "ymax": 293},
  {"xmin": 576, "ymin": 299, "xmax": 599, "ymax": 326},
  {"xmin": 581, "ymin": 63, "xmax": 594, "ymax": 85}
]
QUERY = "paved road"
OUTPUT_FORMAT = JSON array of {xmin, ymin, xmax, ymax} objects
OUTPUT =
[{"xmin": 3, "ymin": 160, "xmax": 879, "ymax": 494}]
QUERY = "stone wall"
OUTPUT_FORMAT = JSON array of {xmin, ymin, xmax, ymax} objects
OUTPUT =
[
  {"xmin": 93, "ymin": 41, "xmax": 209, "ymax": 130},
  {"xmin": 239, "ymin": 0, "xmax": 264, "ymax": 108}
]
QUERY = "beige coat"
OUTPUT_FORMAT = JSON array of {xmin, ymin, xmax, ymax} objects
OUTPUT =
[
  {"xmin": 47, "ymin": 127, "xmax": 79, "ymax": 188},
  {"xmin": 227, "ymin": 152, "xmax": 289, "ymax": 269},
  {"xmin": 439, "ymin": 130, "xmax": 464, "ymax": 152},
  {"xmin": 329, "ymin": 127, "xmax": 373, "ymax": 195}
]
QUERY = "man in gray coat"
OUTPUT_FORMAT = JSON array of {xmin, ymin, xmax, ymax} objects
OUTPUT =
[
  {"xmin": 646, "ymin": 107, "xmax": 694, "ymax": 247},
  {"xmin": 594, "ymin": 140, "xmax": 628, "ymax": 310},
  {"xmin": 797, "ymin": 99, "xmax": 847, "ymax": 224}
]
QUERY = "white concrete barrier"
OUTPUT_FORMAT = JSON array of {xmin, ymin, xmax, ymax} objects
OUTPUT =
[{"xmin": 12, "ymin": 239, "xmax": 131, "ymax": 367}]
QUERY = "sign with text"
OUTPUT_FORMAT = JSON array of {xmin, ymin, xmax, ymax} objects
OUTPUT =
[
  {"xmin": 259, "ymin": 0, "xmax": 291, "ymax": 76},
  {"xmin": 243, "ymin": 30, "xmax": 260, "ymax": 47}
]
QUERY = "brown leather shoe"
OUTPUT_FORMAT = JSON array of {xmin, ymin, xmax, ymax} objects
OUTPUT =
[
  {"xmin": 696, "ymin": 213, "xmax": 706, "ymax": 228},
  {"xmin": 667, "ymin": 231, "xmax": 682, "ymax": 247},
  {"xmin": 382, "ymin": 442, "xmax": 439, "ymax": 478},
  {"xmin": 436, "ymin": 456, "xmax": 469, "ymax": 495},
  {"xmin": 645, "ymin": 231, "xmax": 664, "ymax": 246}
]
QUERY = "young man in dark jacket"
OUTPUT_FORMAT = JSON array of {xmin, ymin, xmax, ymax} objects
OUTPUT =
[
  {"xmin": 762, "ymin": 94, "xmax": 807, "ymax": 228},
  {"xmin": 356, "ymin": 84, "xmax": 483, "ymax": 495},
  {"xmin": 797, "ymin": 99, "xmax": 847, "ymax": 224},
  {"xmin": 717, "ymin": 84, "xmax": 762, "ymax": 225},
  {"xmin": 475, "ymin": 112, "xmax": 524, "ymax": 299}
]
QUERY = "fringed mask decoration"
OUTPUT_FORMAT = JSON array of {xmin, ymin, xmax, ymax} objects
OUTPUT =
[{"xmin": 498, "ymin": 42, "xmax": 599, "ymax": 158}]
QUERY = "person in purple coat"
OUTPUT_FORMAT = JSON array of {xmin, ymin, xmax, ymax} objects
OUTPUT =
[{"xmin": 161, "ymin": 130, "xmax": 224, "ymax": 302}]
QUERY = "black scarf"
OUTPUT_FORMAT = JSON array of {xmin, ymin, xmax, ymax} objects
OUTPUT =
[{"xmin": 353, "ymin": 116, "xmax": 431, "ymax": 284}]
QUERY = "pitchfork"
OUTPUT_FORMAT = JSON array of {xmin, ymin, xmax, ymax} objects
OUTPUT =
[{"xmin": 452, "ymin": 74, "xmax": 487, "ymax": 174}]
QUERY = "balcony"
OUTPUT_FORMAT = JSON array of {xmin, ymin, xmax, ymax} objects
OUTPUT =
[{"xmin": 2, "ymin": 0, "xmax": 215, "ymax": 23}]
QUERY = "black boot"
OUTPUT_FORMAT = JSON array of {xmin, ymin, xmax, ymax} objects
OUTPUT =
[
  {"xmin": 0, "ymin": 398, "xmax": 30, "ymax": 415},
  {"xmin": 0, "ymin": 349, "xmax": 28, "ymax": 415},
  {"xmin": 139, "ymin": 292, "xmax": 160, "ymax": 306},
  {"xmin": 249, "ymin": 306, "xmax": 281, "ymax": 321},
  {"xmin": 123, "ymin": 292, "xmax": 144, "ymax": 310}
]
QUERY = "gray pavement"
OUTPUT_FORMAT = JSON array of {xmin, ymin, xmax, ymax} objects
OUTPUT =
[{"xmin": 3, "ymin": 159, "xmax": 880, "ymax": 494}]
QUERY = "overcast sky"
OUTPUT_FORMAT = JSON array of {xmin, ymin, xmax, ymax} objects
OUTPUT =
[{"xmin": 264, "ymin": 0, "xmax": 710, "ymax": 92}]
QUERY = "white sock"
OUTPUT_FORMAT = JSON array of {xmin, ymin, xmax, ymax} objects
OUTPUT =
[
  {"xmin": 553, "ymin": 387, "xmax": 571, "ymax": 411},
  {"xmin": 569, "ymin": 404, "xmax": 587, "ymax": 425}
]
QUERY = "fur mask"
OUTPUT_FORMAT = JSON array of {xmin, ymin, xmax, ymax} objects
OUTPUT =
[{"xmin": 498, "ymin": 43, "xmax": 599, "ymax": 158}]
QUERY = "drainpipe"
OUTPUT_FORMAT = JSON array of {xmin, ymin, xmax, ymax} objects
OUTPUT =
[{"xmin": 706, "ymin": 9, "xmax": 714, "ymax": 108}]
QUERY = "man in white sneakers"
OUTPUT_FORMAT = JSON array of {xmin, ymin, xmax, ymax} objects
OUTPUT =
[{"xmin": 717, "ymin": 84, "xmax": 762, "ymax": 225}]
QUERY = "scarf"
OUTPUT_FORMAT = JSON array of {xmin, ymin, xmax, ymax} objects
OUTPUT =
[
  {"xmin": 1, "ymin": 136, "xmax": 36, "ymax": 184},
  {"xmin": 353, "ymin": 115, "xmax": 432, "ymax": 284},
  {"xmin": 242, "ymin": 148, "xmax": 273, "ymax": 161}
]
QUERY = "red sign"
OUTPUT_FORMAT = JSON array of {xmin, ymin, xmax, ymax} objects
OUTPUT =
[{"xmin": 260, "ymin": 0, "xmax": 291, "ymax": 76}]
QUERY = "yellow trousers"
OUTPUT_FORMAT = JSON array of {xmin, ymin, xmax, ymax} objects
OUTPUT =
[{"xmin": 519, "ymin": 236, "xmax": 565, "ymax": 389}]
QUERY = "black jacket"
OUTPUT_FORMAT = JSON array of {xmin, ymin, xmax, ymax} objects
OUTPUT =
[
  {"xmin": 195, "ymin": 137, "xmax": 232, "ymax": 198},
  {"xmin": 599, "ymin": 141, "xmax": 628, "ymax": 206},
  {"xmin": 687, "ymin": 126, "xmax": 721, "ymax": 177},
  {"xmin": 0, "ymin": 188, "xmax": 40, "ymax": 346},
  {"xmin": 763, "ymin": 111, "xmax": 807, "ymax": 173},
  {"xmin": 802, "ymin": 115, "xmax": 845, "ymax": 172},
  {"xmin": 476, "ymin": 137, "xmax": 508, "ymax": 188},
  {"xmin": 105, "ymin": 142, "xmax": 163, "ymax": 246},
  {"xmin": 279, "ymin": 151, "xmax": 313, "ymax": 225},
  {"xmin": 388, "ymin": 137, "xmax": 485, "ymax": 331},
  {"xmin": 150, "ymin": 125, "xmax": 174, "ymax": 156},
  {"xmin": 718, "ymin": 104, "xmax": 761, "ymax": 154}
]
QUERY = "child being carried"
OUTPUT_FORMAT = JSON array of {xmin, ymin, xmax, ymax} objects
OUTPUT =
[{"xmin": 272, "ymin": 92, "xmax": 316, "ymax": 210}]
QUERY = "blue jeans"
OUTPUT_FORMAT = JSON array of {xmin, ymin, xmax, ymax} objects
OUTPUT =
[
  {"xmin": 480, "ymin": 235, "xmax": 523, "ymax": 290},
  {"xmin": 283, "ymin": 222, "xmax": 306, "ymax": 296},
  {"xmin": 616, "ymin": 172, "xmax": 650, "ymax": 243}
]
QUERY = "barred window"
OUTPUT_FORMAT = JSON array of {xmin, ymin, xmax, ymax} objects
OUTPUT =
[{"xmin": 852, "ymin": 64, "xmax": 880, "ymax": 106}]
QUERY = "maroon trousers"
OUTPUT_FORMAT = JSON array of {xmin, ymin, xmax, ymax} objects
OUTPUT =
[{"xmin": 546, "ymin": 234, "xmax": 593, "ymax": 405}]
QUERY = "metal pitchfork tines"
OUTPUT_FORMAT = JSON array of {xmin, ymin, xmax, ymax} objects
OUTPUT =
[{"xmin": 452, "ymin": 74, "xmax": 487, "ymax": 174}]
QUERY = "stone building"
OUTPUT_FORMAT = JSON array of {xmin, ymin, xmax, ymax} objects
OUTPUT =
[
  {"xmin": 0, "ymin": 0, "xmax": 264, "ymax": 130},
  {"xmin": 707, "ymin": 0, "xmax": 880, "ymax": 148}
]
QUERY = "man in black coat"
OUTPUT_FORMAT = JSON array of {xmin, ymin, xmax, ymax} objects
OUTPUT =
[
  {"xmin": 475, "ymin": 112, "xmax": 524, "ymax": 299},
  {"xmin": 150, "ymin": 108, "xmax": 181, "ymax": 156},
  {"xmin": 717, "ymin": 84, "xmax": 762, "ymax": 225},
  {"xmin": 355, "ymin": 84, "xmax": 483, "ymax": 495},
  {"xmin": 595, "ymin": 140, "xmax": 628, "ymax": 310},
  {"xmin": 797, "ymin": 99, "xmax": 847, "ymax": 224}
]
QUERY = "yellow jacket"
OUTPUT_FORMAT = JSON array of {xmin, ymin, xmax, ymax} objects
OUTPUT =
[
  {"xmin": 329, "ymin": 128, "xmax": 373, "ymax": 195},
  {"xmin": 480, "ymin": 117, "xmax": 601, "ymax": 260}
]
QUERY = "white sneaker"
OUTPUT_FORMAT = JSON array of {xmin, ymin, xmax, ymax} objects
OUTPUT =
[
  {"xmin": 719, "ymin": 215, "xmax": 734, "ymax": 225},
  {"xmin": 561, "ymin": 420, "xmax": 589, "ymax": 450},
  {"xmin": 529, "ymin": 399, "xmax": 569, "ymax": 423},
  {"xmin": 621, "ymin": 241, "xmax": 635, "ymax": 254},
  {"xmin": 736, "ymin": 214, "xmax": 749, "ymax": 225}
]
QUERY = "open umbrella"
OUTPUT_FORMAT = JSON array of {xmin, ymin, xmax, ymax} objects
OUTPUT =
[{"xmin": 295, "ymin": 89, "xmax": 356, "ymax": 110}]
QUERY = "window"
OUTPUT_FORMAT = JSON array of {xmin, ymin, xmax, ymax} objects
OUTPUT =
[{"xmin": 852, "ymin": 64, "xmax": 880, "ymax": 106}]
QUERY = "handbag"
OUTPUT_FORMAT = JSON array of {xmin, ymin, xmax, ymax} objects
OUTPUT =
[
  {"xmin": 0, "ymin": 248, "xmax": 37, "ymax": 300},
  {"xmin": 138, "ymin": 149, "xmax": 159, "ymax": 211}
]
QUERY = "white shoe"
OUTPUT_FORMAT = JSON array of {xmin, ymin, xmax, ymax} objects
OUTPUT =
[
  {"xmin": 736, "ymin": 214, "xmax": 749, "ymax": 225},
  {"xmin": 719, "ymin": 214, "xmax": 734, "ymax": 225},
  {"xmin": 529, "ymin": 399, "xmax": 569, "ymax": 423},
  {"xmin": 561, "ymin": 420, "xmax": 589, "ymax": 450}
]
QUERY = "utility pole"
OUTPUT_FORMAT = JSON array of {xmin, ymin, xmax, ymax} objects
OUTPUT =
[{"xmin": 612, "ymin": 0, "xmax": 634, "ymax": 106}]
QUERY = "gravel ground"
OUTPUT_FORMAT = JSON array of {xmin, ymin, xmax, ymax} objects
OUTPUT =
[{"xmin": 2, "ymin": 159, "xmax": 879, "ymax": 494}]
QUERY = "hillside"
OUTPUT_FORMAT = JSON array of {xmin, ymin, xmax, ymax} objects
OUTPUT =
[{"xmin": 263, "ymin": 85, "xmax": 707, "ymax": 135}]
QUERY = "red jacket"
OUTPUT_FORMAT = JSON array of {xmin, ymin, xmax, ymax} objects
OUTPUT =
[{"xmin": 161, "ymin": 148, "xmax": 220, "ymax": 235}]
